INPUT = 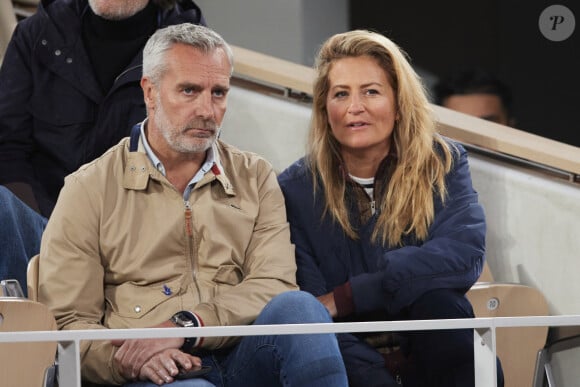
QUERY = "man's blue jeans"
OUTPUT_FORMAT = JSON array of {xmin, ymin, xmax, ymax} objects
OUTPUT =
[
  {"xmin": 125, "ymin": 291, "xmax": 348, "ymax": 387},
  {"xmin": 125, "ymin": 379, "xmax": 214, "ymax": 387},
  {"xmin": 0, "ymin": 186, "xmax": 47, "ymax": 295}
]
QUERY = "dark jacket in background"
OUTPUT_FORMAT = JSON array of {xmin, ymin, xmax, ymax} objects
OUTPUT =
[{"xmin": 0, "ymin": 0, "xmax": 205, "ymax": 217}]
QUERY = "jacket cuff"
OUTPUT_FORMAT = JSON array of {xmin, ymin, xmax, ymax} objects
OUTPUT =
[
  {"xmin": 192, "ymin": 312, "xmax": 204, "ymax": 348},
  {"xmin": 333, "ymin": 282, "xmax": 354, "ymax": 317},
  {"xmin": 178, "ymin": 311, "xmax": 204, "ymax": 351}
]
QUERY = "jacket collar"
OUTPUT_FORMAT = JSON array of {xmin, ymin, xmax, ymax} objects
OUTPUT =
[{"xmin": 123, "ymin": 124, "xmax": 234, "ymax": 196}]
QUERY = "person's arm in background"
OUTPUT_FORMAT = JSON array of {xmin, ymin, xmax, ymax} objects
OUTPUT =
[{"xmin": 0, "ymin": 21, "xmax": 42, "ymax": 212}]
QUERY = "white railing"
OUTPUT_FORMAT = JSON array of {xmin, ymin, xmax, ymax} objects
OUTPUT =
[{"xmin": 3, "ymin": 315, "xmax": 580, "ymax": 387}]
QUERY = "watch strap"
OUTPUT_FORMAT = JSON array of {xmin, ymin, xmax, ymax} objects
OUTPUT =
[{"xmin": 171, "ymin": 311, "xmax": 202, "ymax": 352}]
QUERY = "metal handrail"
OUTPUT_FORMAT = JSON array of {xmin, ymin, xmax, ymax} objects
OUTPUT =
[{"xmin": 3, "ymin": 314, "xmax": 580, "ymax": 387}]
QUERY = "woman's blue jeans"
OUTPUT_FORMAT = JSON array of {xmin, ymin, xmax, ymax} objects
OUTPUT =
[
  {"xmin": 125, "ymin": 291, "xmax": 348, "ymax": 387},
  {"xmin": 0, "ymin": 186, "xmax": 47, "ymax": 295}
]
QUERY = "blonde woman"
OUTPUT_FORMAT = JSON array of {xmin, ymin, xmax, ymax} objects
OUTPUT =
[{"xmin": 278, "ymin": 30, "xmax": 503, "ymax": 387}]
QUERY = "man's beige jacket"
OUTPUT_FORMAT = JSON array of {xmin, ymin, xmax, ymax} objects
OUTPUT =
[{"xmin": 38, "ymin": 136, "xmax": 298, "ymax": 384}]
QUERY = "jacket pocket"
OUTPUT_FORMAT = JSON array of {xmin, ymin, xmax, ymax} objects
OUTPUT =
[{"xmin": 104, "ymin": 278, "xmax": 182, "ymax": 326}]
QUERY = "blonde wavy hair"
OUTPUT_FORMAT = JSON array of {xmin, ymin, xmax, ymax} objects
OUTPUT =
[{"xmin": 308, "ymin": 30, "xmax": 456, "ymax": 247}]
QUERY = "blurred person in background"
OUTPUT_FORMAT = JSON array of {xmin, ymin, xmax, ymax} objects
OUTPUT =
[{"xmin": 433, "ymin": 67, "xmax": 515, "ymax": 126}]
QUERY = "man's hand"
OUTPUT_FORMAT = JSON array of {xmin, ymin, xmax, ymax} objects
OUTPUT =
[
  {"xmin": 317, "ymin": 292, "xmax": 337, "ymax": 318},
  {"xmin": 111, "ymin": 320, "xmax": 185, "ymax": 380},
  {"xmin": 138, "ymin": 348, "xmax": 203, "ymax": 385}
]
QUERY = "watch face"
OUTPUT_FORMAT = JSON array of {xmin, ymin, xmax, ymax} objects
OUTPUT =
[
  {"xmin": 171, "ymin": 311, "xmax": 198, "ymax": 351},
  {"xmin": 173, "ymin": 311, "xmax": 196, "ymax": 327}
]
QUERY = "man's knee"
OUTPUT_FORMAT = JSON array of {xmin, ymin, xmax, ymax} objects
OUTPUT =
[{"xmin": 257, "ymin": 291, "xmax": 331, "ymax": 324}]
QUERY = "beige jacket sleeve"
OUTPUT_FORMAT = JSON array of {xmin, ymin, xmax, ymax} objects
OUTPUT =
[{"xmin": 38, "ymin": 174, "xmax": 126, "ymax": 385}]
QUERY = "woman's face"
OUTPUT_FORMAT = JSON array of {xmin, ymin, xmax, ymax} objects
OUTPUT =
[{"xmin": 326, "ymin": 55, "xmax": 397, "ymax": 160}]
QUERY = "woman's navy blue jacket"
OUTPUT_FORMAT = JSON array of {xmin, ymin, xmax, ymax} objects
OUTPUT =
[
  {"xmin": 278, "ymin": 142, "xmax": 485, "ymax": 317},
  {"xmin": 0, "ymin": 0, "xmax": 205, "ymax": 216}
]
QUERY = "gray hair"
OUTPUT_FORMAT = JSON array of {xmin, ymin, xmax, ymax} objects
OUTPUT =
[{"xmin": 143, "ymin": 23, "xmax": 234, "ymax": 85}]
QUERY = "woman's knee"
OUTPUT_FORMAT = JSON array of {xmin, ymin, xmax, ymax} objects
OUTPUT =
[{"xmin": 408, "ymin": 289, "xmax": 474, "ymax": 320}]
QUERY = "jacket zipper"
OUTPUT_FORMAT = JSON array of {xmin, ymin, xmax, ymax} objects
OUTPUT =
[
  {"xmin": 184, "ymin": 200, "xmax": 202, "ymax": 303},
  {"xmin": 185, "ymin": 200, "xmax": 193, "ymax": 237}
]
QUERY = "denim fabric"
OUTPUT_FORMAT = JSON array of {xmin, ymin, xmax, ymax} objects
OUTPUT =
[
  {"xmin": 125, "ymin": 379, "xmax": 215, "ymax": 387},
  {"xmin": 122, "ymin": 291, "xmax": 347, "ymax": 387},
  {"xmin": 204, "ymin": 291, "xmax": 347, "ymax": 387},
  {"xmin": 0, "ymin": 186, "xmax": 47, "ymax": 296}
]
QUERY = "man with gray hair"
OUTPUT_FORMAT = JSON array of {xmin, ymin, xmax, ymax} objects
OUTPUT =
[{"xmin": 38, "ymin": 23, "xmax": 348, "ymax": 387}]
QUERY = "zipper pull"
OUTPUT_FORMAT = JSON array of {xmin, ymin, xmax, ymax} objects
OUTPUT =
[
  {"xmin": 370, "ymin": 200, "xmax": 376, "ymax": 215},
  {"xmin": 184, "ymin": 201, "xmax": 193, "ymax": 237}
]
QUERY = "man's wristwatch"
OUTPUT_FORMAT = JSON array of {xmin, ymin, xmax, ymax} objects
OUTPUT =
[{"xmin": 171, "ymin": 311, "xmax": 199, "ymax": 352}]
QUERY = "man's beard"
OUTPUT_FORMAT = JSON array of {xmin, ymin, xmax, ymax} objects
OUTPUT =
[
  {"xmin": 154, "ymin": 98, "xmax": 219, "ymax": 154},
  {"xmin": 88, "ymin": 0, "xmax": 149, "ymax": 21}
]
